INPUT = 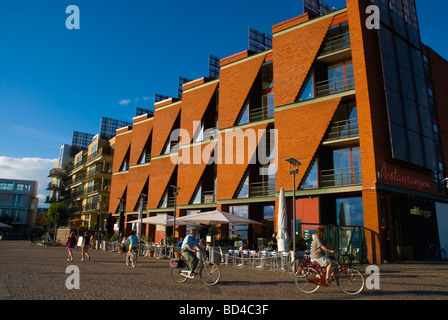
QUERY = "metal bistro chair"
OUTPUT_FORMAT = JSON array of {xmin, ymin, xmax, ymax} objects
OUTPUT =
[
  {"xmin": 256, "ymin": 250, "xmax": 268, "ymax": 269},
  {"xmin": 238, "ymin": 250, "xmax": 250, "ymax": 267},
  {"xmin": 249, "ymin": 250, "xmax": 257, "ymax": 268}
]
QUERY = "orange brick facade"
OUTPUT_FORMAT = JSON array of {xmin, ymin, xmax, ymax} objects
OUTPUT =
[{"xmin": 108, "ymin": 0, "xmax": 448, "ymax": 263}]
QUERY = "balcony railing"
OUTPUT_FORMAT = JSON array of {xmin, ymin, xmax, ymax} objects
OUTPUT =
[
  {"xmin": 320, "ymin": 33, "xmax": 351, "ymax": 56},
  {"xmin": 315, "ymin": 74, "xmax": 355, "ymax": 98},
  {"xmin": 320, "ymin": 166, "xmax": 362, "ymax": 188},
  {"xmin": 325, "ymin": 118, "xmax": 359, "ymax": 141},
  {"xmin": 202, "ymin": 191, "xmax": 216, "ymax": 204},
  {"xmin": 250, "ymin": 181, "xmax": 275, "ymax": 198},
  {"xmin": 249, "ymin": 105, "xmax": 274, "ymax": 123}
]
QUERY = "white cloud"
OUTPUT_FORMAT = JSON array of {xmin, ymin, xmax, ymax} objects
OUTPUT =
[
  {"xmin": 118, "ymin": 99, "xmax": 131, "ymax": 105},
  {"xmin": 0, "ymin": 156, "xmax": 58, "ymax": 208},
  {"xmin": 118, "ymin": 96, "xmax": 154, "ymax": 106}
]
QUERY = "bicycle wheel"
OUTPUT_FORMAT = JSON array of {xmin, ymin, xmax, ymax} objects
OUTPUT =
[
  {"xmin": 171, "ymin": 260, "xmax": 190, "ymax": 283},
  {"xmin": 295, "ymin": 267, "xmax": 321, "ymax": 293},
  {"xmin": 337, "ymin": 267, "xmax": 365, "ymax": 295},
  {"xmin": 131, "ymin": 253, "xmax": 137, "ymax": 268},
  {"xmin": 199, "ymin": 262, "xmax": 221, "ymax": 286}
]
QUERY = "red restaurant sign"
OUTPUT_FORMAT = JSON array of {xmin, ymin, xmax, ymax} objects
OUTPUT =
[{"xmin": 378, "ymin": 164, "xmax": 432, "ymax": 191}]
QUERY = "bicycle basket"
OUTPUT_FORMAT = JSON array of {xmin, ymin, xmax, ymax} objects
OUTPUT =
[{"xmin": 170, "ymin": 258, "xmax": 184, "ymax": 268}]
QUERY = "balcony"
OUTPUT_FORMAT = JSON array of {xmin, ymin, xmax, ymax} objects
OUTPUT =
[
  {"xmin": 48, "ymin": 168, "xmax": 66, "ymax": 178},
  {"xmin": 315, "ymin": 73, "xmax": 355, "ymax": 98},
  {"xmin": 320, "ymin": 167, "xmax": 362, "ymax": 188},
  {"xmin": 46, "ymin": 182, "xmax": 61, "ymax": 190},
  {"xmin": 250, "ymin": 181, "xmax": 275, "ymax": 198},
  {"xmin": 320, "ymin": 33, "xmax": 351, "ymax": 56},
  {"xmin": 249, "ymin": 105, "xmax": 274, "ymax": 123},
  {"xmin": 325, "ymin": 118, "xmax": 359, "ymax": 141}
]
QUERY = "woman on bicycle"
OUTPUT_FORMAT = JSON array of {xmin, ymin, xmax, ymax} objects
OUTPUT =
[
  {"xmin": 126, "ymin": 231, "xmax": 138, "ymax": 258},
  {"xmin": 311, "ymin": 226, "xmax": 336, "ymax": 283}
]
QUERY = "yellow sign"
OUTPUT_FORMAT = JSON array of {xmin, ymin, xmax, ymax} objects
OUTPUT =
[{"xmin": 410, "ymin": 206, "xmax": 432, "ymax": 219}]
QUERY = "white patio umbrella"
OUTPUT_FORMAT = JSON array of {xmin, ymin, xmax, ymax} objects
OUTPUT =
[
  {"xmin": 276, "ymin": 187, "xmax": 289, "ymax": 252},
  {"xmin": 176, "ymin": 210, "xmax": 262, "ymax": 226}
]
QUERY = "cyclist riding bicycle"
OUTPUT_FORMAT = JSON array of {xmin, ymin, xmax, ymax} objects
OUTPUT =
[
  {"xmin": 311, "ymin": 226, "xmax": 336, "ymax": 283},
  {"xmin": 181, "ymin": 229, "xmax": 200, "ymax": 276},
  {"xmin": 126, "ymin": 231, "xmax": 139, "ymax": 257}
]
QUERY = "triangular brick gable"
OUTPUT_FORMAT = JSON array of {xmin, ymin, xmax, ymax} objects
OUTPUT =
[
  {"xmin": 127, "ymin": 166, "xmax": 151, "ymax": 211},
  {"xmin": 129, "ymin": 119, "xmax": 153, "ymax": 166},
  {"xmin": 147, "ymin": 157, "xmax": 177, "ymax": 208},
  {"xmin": 109, "ymin": 174, "xmax": 128, "ymax": 213},
  {"xmin": 180, "ymin": 81, "xmax": 218, "ymax": 144},
  {"xmin": 275, "ymin": 97, "xmax": 342, "ymax": 192},
  {"xmin": 273, "ymin": 15, "xmax": 334, "ymax": 106},
  {"xmin": 217, "ymin": 123, "xmax": 269, "ymax": 200},
  {"xmin": 218, "ymin": 54, "xmax": 267, "ymax": 129},
  {"xmin": 152, "ymin": 103, "xmax": 181, "ymax": 156},
  {"xmin": 112, "ymin": 131, "xmax": 132, "ymax": 173},
  {"xmin": 176, "ymin": 141, "xmax": 217, "ymax": 205}
]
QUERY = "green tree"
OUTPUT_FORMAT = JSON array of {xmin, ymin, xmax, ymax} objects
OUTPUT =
[{"xmin": 44, "ymin": 202, "xmax": 69, "ymax": 242}]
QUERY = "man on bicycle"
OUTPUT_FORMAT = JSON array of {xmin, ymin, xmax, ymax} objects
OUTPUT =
[
  {"xmin": 126, "ymin": 231, "xmax": 139, "ymax": 258},
  {"xmin": 181, "ymin": 229, "xmax": 200, "ymax": 276},
  {"xmin": 311, "ymin": 226, "xmax": 336, "ymax": 283}
]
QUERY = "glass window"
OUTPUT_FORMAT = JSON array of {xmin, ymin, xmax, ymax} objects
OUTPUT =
[
  {"xmin": 336, "ymin": 197, "xmax": 364, "ymax": 226},
  {"xmin": 263, "ymin": 205, "xmax": 274, "ymax": 220},
  {"xmin": 237, "ymin": 103, "xmax": 249, "ymax": 126},
  {"xmin": 192, "ymin": 184, "xmax": 202, "ymax": 204},
  {"xmin": 390, "ymin": 123, "xmax": 409, "ymax": 162},
  {"xmin": 299, "ymin": 73, "xmax": 314, "ymax": 101},
  {"xmin": 302, "ymin": 158, "xmax": 318, "ymax": 189},
  {"xmin": 261, "ymin": 62, "xmax": 273, "ymax": 90},
  {"xmin": 399, "ymin": 65, "xmax": 416, "ymax": 101},
  {"xmin": 382, "ymin": 55, "xmax": 401, "ymax": 92},
  {"xmin": 229, "ymin": 205, "xmax": 249, "ymax": 241},
  {"xmin": 236, "ymin": 174, "xmax": 249, "ymax": 198},
  {"xmin": 407, "ymin": 129, "xmax": 425, "ymax": 167},
  {"xmin": 403, "ymin": 97, "xmax": 419, "ymax": 130}
]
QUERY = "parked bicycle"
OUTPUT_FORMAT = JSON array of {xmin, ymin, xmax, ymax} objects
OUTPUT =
[
  {"xmin": 170, "ymin": 250, "xmax": 221, "ymax": 286},
  {"xmin": 294, "ymin": 252, "xmax": 365, "ymax": 295},
  {"xmin": 126, "ymin": 247, "xmax": 138, "ymax": 268}
]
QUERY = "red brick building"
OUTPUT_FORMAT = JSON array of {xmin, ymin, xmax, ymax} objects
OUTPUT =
[{"xmin": 109, "ymin": 0, "xmax": 448, "ymax": 263}]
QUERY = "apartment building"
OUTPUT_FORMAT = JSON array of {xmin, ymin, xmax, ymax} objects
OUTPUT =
[
  {"xmin": 108, "ymin": 0, "xmax": 448, "ymax": 263},
  {"xmin": 0, "ymin": 178, "xmax": 38, "ymax": 238},
  {"xmin": 47, "ymin": 118, "xmax": 132, "ymax": 229}
]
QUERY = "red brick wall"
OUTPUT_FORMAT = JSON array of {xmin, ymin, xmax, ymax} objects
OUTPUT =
[
  {"xmin": 147, "ymin": 156, "xmax": 177, "ymax": 209},
  {"xmin": 275, "ymin": 97, "xmax": 342, "ymax": 192},
  {"xmin": 176, "ymin": 141, "xmax": 217, "ymax": 205},
  {"xmin": 216, "ymin": 123, "xmax": 269, "ymax": 200},
  {"xmin": 152, "ymin": 102, "xmax": 181, "ymax": 156},
  {"xmin": 129, "ymin": 116, "xmax": 153, "ymax": 166},
  {"xmin": 180, "ymin": 81, "xmax": 218, "ymax": 143},
  {"xmin": 272, "ymin": 15, "xmax": 334, "ymax": 106},
  {"xmin": 218, "ymin": 53, "xmax": 267, "ymax": 129}
]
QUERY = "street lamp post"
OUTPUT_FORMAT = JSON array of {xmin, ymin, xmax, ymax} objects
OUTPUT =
[
  {"xmin": 117, "ymin": 198, "xmax": 125, "ymax": 238},
  {"xmin": 169, "ymin": 185, "xmax": 181, "ymax": 240},
  {"xmin": 138, "ymin": 193, "xmax": 147, "ymax": 242},
  {"xmin": 285, "ymin": 158, "xmax": 301, "ymax": 260}
]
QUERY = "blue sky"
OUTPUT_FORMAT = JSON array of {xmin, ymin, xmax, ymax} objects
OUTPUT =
[{"xmin": 0, "ymin": 0, "xmax": 445, "ymax": 205}]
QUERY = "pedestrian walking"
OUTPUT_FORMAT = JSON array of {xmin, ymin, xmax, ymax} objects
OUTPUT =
[
  {"xmin": 81, "ymin": 231, "xmax": 91, "ymax": 261},
  {"xmin": 66, "ymin": 232, "xmax": 77, "ymax": 262}
]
